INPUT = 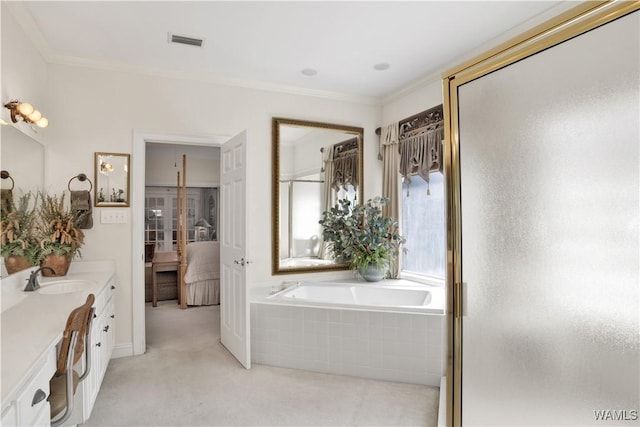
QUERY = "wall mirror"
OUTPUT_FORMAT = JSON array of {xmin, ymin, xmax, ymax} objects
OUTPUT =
[
  {"xmin": 95, "ymin": 152, "xmax": 130, "ymax": 207},
  {"xmin": 1, "ymin": 125, "xmax": 45, "ymax": 198},
  {"xmin": 272, "ymin": 117, "xmax": 364, "ymax": 274},
  {"xmin": 1, "ymin": 125, "xmax": 45, "ymax": 278}
]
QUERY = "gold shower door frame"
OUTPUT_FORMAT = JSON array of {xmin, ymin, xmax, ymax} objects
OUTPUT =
[{"xmin": 442, "ymin": 2, "xmax": 640, "ymax": 426}]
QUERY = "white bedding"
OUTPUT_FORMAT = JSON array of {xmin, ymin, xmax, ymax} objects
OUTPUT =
[{"xmin": 185, "ymin": 241, "xmax": 220, "ymax": 305}]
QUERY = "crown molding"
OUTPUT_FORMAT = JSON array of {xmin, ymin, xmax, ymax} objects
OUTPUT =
[
  {"xmin": 5, "ymin": 1, "xmax": 54, "ymax": 62},
  {"xmin": 6, "ymin": 2, "xmax": 380, "ymax": 107},
  {"xmin": 381, "ymin": 0, "xmax": 581, "ymax": 104},
  {"xmin": 8, "ymin": 0, "xmax": 577, "ymax": 109},
  {"xmin": 47, "ymin": 52, "xmax": 381, "ymax": 106},
  {"xmin": 381, "ymin": 72, "xmax": 442, "ymax": 105}
]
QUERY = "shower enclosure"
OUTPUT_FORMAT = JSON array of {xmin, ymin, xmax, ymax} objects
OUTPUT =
[
  {"xmin": 278, "ymin": 179, "xmax": 324, "ymax": 261},
  {"xmin": 446, "ymin": 3, "xmax": 639, "ymax": 425}
]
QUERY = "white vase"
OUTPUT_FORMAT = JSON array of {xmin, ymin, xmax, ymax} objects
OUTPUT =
[{"xmin": 358, "ymin": 264, "xmax": 387, "ymax": 282}]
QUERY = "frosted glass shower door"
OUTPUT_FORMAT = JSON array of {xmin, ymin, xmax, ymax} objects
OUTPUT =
[{"xmin": 457, "ymin": 12, "xmax": 639, "ymax": 426}]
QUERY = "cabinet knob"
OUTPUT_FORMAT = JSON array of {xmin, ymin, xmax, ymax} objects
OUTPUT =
[
  {"xmin": 96, "ymin": 342, "xmax": 102, "ymax": 347},
  {"xmin": 93, "ymin": 313, "xmax": 97, "ymax": 319},
  {"xmin": 31, "ymin": 389, "xmax": 46, "ymax": 407},
  {"xmin": 103, "ymin": 325, "xmax": 110, "ymax": 332},
  {"xmin": 110, "ymin": 314, "xmax": 115, "ymax": 319},
  {"xmin": 111, "ymin": 285, "xmax": 116, "ymax": 290}
]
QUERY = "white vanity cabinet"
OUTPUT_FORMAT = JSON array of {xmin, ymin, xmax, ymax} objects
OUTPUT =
[
  {"xmin": 1, "ymin": 261, "xmax": 117, "ymax": 427},
  {"xmin": 65, "ymin": 277, "xmax": 116, "ymax": 426},
  {"xmin": 1, "ymin": 347, "xmax": 56, "ymax": 427},
  {"xmin": 83, "ymin": 278, "xmax": 116, "ymax": 417}
]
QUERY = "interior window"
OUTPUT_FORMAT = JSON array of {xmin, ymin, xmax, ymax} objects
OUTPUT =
[{"xmin": 401, "ymin": 172, "xmax": 445, "ymax": 280}]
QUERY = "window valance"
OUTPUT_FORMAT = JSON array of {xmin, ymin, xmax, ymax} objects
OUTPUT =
[
  {"xmin": 331, "ymin": 137, "xmax": 359, "ymax": 190},
  {"xmin": 398, "ymin": 104, "xmax": 444, "ymax": 194}
]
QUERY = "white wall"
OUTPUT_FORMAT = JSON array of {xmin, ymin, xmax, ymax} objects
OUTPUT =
[
  {"xmin": 382, "ymin": 78, "xmax": 443, "ymax": 127},
  {"xmin": 42, "ymin": 63, "xmax": 381, "ymax": 349},
  {"xmin": 2, "ymin": 0, "xmax": 442, "ymax": 354},
  {"xmin": 1, "ymin": 4, "xmax": 48, "ymax": 145},
  {"xmin": 2, "ymin": 0, "xmax": 439, "ymax": 353},
  {"xmin": 145, "ymin": 145, "xmax": 220, "ymax": 187},
  {"xmin": 1, "ymin": 0, "xmax": 585, "ymax": 359}
]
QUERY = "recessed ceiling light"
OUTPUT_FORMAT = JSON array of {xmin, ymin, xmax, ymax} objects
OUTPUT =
[
  {"xmin": 373, "ymin": 63, "xmax": 390, "ymax": 71},
  {"xmin": 301, "ymin": 68, "xmax": 318, "ymax": 76}
]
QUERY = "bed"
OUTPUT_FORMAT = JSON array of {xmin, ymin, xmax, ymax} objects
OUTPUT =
[{"xmin": 184, "ymin": 241, "xmax": 220, "ymax": 305}]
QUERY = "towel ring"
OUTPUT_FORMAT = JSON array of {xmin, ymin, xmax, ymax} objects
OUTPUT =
[
  {"xmin": 1, "ymin": 170, "xmax": 15, "ymax": 190},
  {"xmin": 68, "ymin": 173, "xmax": 93, "ymax": 192}
]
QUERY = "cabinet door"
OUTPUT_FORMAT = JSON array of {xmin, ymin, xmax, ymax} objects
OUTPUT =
[
  {"xmin": 105, "ymin": 298, "xmax": 115, "ymax": 359},
  {"xmin": 84, "ymin": 310, "xmax": 103, "ymax": 417},
  {"xmin": 31, "ymin": 403, "xmax": 50, "ymax": 427},
  {"xmin": 1, "ymin": 402, "xmax": 17, "ymax": 427}
]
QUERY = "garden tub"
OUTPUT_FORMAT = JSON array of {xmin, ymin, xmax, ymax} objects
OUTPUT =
[{"xmin": 251, "ymin": 279, "xmax": 445, "ymax": 385}]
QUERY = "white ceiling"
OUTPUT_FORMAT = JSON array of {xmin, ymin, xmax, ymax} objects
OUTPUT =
[{"xmin": 17, "ymin": 1, "xmax": 572, "ymax": 101}]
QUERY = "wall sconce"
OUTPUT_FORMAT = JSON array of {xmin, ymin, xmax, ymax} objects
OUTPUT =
[{"xmin": 3, "ymin": 100, "xmax": 49, "ymax": 128}]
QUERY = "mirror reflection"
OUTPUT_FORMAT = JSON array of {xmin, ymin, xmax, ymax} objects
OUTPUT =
[
  {"xmin": 95, "ymin": 152, "xmax": 130, "ymax": 207},
  {"xmin": 1, "ymin": 125, "xmax": 45, "ymax": 198},
  {"xmin": 272, "ymin": 118, "xmax": 363, "ymax": 274},
  {"xmin": 1, "ymin": 125, "xmax": 45, "ymax": 278}
]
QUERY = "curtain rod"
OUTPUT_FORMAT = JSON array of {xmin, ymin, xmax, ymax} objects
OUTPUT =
[{"xmin": 376, "ymin": 104, "xmax": 443, "ymax": 136}]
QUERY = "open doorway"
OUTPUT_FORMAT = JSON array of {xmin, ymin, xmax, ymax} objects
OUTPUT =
[
  {"xmin": 144, "ymin": 143, "xmax": 220, "ymax": 310},
  {"xmin": 132, "ymin": 132, "xmax": 228, "ymax": 355}
]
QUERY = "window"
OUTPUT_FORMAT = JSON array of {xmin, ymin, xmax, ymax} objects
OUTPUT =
[
  {"xmin": 401, "ymin": 172, "xmax": 445, "ymax": 281},
  {"xmin": 145, "ymin": 188, "xmax": 200, "ymax": 252}
]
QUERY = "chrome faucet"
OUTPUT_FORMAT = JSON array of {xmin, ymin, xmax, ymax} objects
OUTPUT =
[{"xmin": 24, "ymin": 267, "xmax": 56, "ymax": 292}]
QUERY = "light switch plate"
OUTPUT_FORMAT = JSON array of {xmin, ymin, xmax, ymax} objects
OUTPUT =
[{"xmin": 101, "ymin": 209, "xmax": 128, "ymax": 224}]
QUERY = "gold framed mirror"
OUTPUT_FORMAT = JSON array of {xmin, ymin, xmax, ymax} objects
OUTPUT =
[
  {"xmin": 94, "ymin": 152, "xmax": 130, "ymax": 207},
  {"xmin": 272, "ymin": 117, "xmax": 364, "ymax": 275}
]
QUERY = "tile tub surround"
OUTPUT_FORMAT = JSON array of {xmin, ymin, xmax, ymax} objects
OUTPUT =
[{"xmin": 251, "ymin": 285, "xmax": 445, "ymax": 386}]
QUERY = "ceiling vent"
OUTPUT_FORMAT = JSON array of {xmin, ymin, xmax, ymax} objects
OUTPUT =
[{"xmin": 168, "ymin": 33, "xmax": 204, "ymax": 47}]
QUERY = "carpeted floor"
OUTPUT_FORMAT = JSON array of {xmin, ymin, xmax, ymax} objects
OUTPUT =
[{"xmin": 85, "ymin": 300, "xmax": 439, "ymax": 426}]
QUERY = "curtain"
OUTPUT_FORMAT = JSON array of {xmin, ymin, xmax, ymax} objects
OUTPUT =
[
  {"xmin": 317, "ymin": 145, "xmax": 334, "ymax": 260},
  {"xmin": 331, "ymin": 138, "xmax": 359, "ymax": 190},
  {"xmin": 381, "ymin": 123, "xmax": 400, "ymax": 278},
  {"xmin": 399, "ymin": 125, "xmax": 444, "ymax": 195}
]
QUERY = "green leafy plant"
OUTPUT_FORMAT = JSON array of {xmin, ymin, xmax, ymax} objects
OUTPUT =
[
  {"xmin": 319, "ymin": 196, "xmax": 405, "ymax": 273},
  {"xmin": 0, "ymin": 193, "xmax": 39, "ymax": 265},
  {"xmin": 35, "ymin": 191, "xmax": 86, "ymax": 261}
]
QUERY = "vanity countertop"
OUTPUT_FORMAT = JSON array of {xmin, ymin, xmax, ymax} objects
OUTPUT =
[{"xmin": 1, "ymin": 261, "xmax": 115, "ymax": 412}]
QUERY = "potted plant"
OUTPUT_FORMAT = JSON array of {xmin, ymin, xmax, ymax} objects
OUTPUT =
[
  {"xmin": 35, "ymin": 191, "xmax": 86, "ymax": 276},
  {"xmin": 319, "ymin": 196, "xmax": 405, "ymax": 281},
  {"xmin": 0, "ymin": 193, "xmax": 39, "ymax": 274}
]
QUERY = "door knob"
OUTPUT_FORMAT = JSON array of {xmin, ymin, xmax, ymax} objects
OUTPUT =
[{"xmin": 234, "ymin": 258, "xmax": 246, "ymax": 266}]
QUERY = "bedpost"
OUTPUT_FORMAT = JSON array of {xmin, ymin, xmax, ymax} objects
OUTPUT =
[{"xmin": 180, "ymin": 154, "xmax": 188, "ymax": 308}]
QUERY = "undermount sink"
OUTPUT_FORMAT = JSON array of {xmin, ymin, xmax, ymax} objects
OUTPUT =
[{"xmin": 38, "ymin": 280, "xmax": 96, "ymax": 295}]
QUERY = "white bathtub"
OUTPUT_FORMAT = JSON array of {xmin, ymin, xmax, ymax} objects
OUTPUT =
[
  {"xmin": 279, "ymin": 257, "xmax": 334, "ymax": 268},
  {"xmin": 267, "ymin": 280, "xmax": 443, "ymax": 314},
  {"xmin": 251, "ymin": 279, "xmax": 445, "ymax": 386}
]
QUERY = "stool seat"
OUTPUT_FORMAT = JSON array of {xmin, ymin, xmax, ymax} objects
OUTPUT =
[
  {"xmin": 49, "ymin": 370, "xmax": 80, "ymax": 419},
  {"xmin": 48, "ymin": 294, "xmax": 95, "ymax": 427}
]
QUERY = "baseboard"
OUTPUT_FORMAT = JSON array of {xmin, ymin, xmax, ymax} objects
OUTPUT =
[
  {"xmin": 437, "ymin": 375, "xmax": 446, "ymax": 427},
  {"xmin": 111, "ymin": 343, "xmax": 134, "ymax": 359}
]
